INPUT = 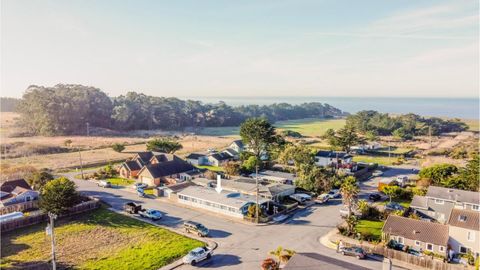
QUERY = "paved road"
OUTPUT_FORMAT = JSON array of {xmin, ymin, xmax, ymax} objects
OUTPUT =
[{"xmin": 65, "ymin": 171, "xmax": 404, "ymax": 270}]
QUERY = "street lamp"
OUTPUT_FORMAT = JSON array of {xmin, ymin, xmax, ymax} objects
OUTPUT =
[{"xmin": 47, "ymin": 212, "xmax": 58, "ymax": 270}]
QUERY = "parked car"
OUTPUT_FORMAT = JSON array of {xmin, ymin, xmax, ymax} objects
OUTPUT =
[
  {"xmin": 315, "ymin": 194, "xmax": 330, "ymax": 204},
  {"xmin": 138, "ymin": 209, "xmax": 163, "ymax": 220},
  {"xmin": 340, "ymin": 246, "xmax": 367, "ymax": 259},
  {"xmin": 388, "ymin": 240, "xmax": 405, "ymax": 251},
  {"xmin": 134, "ymin": 183, "xmax": 148, "ymax": 189},
  {"xmin": 395, "ymin": 175, "xmax": 409, "ymax": 187},
  {"xmin": 368, "ymin": 193, "xmax": 382, "ymax": 202},
  {"xmin": 385, "ymin": 202, "xmax": 404, "ymax": 211},
  {"xmin": 137, "ymin": 188, "xmax": 146, "ymax": 197},
  {"xmin": 289, "ymin": 193, "xmax": 312, "ymax": 204},
  {"xmin": 407, "ymin": 248, "xmax": 423, "ymax": 257},
  {"xmin": 182, "ymin": 247, "xmax": 212, "ymax": 266},
  {"xmin": 372, "ymin": 170, "xmax": 383, "ymax": 177},
  {"xmin": 97, "ymin": 180, "xmax": 111, "ymax": 188},
  {"xmin": 327, "ymin": 189, "xmax": 341, "ymax": 199},
  {"xmin": 123, "ymin": 202, "xmax": 142, "ymax": 214},
  {"xmin": 184, "ymin": 221, "xmax": 209, "ymax": 237}
]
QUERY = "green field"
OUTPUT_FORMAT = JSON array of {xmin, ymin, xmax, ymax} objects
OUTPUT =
[
  {"xmin": 1, "ymin": 207, "xmax": 203, "ymax": 270},
  {"xmin": 196, "ymin": 165, "xmax": 225, "ymax": 172},
  {"xmin": 352, "ymin": 155, "xmax": 397, "ymax": 166},
  {"xmin": 107, "ymin": 177, "xmax": 136, "ymax": 186},
  {"xmin": 355, "ymin": 220, "xmax": 384, "ymax": 241},
  {"xmin": 197, "ymin": 118, "xmax": 346, "ymax": 137}
]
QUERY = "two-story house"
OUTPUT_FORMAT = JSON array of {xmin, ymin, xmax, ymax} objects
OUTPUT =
[
  {"xmin": 410, "ymin": 186, "xmax": 480, "ymax": 224},
  {"xmin": 448, "ymin": 209, "xmax": 479, "ymax": 257},
  {"xmin": 314, "ymin": 150, "xmax": 353, "ymax": 167}
]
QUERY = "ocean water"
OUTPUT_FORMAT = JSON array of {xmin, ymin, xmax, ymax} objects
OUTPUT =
[{"xmin": 184, "ymin": 96, "xmax": 479, "ymax": 119}]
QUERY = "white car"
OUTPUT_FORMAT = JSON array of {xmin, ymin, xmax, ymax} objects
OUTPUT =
[
  {"xmin": 372, "ymin": 170, "xmax": 383, "ymax": 177},
  {"xmin": 182, "ymin": 247, "xmax": 212, "ymax": 266},
  {"xmin": 289, "ymin": 194, "xmax": 312, "ymax": 204},
  {"xmin": 327, "ymin": 189, "xmax": 341, "ymax": 199},
  {"xmin": 98, "ymin": 180, "xmax": 111, "ymax": 188},
  {"xmin": 315, "ymin": 194, "xmax": 330, "ymax": 204}
]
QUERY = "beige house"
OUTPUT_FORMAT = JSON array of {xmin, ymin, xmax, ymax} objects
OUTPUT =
[
  {"xmin": 448, "ymin": 209, "xmax": 480, "ymax": 257},
  {"xmin": 382, "ymin": 215, "xmax": 449, "ymax": 257},
  {"xmin": 137, "ymin": 159, "xmax": 197, "ymax": 187}
]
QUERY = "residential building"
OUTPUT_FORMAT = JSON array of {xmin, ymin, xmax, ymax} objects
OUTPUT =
[
  {"xmin": 411, "ymin": 186, "xmax": 480, "ymax": 223},
  {"xmin": 137, "ymin": 158, "xmax": 197, "ymax": 186},
  {"xmin": 249, "ymin": 170, "xmax": 296, "ymax": 185},
  {"xmin": 448, "ymin": 209, "xmax": 480, "ymax": 256},
  {"xmin": 119, "ymin": 159, "xmax": 143, "ymax": 179},
  {"xmin": 185, "ymin": 153, "xmax": 208, "ymax": 166},
  {"xmin": 207, "ymin": 152, "xmax": 232, "ymax": 166},
  {"xmin": 0, "ymin": 179, "xmax": 39, "ymax": 207},
  {"xmin": 314, "ymin": 150, "xmax": 352, "ymax": 167},
  {"xmin": 119, "ymin": 151, "xmax": 173, "ymax": 179},
  {"xmin": 283, "ymin": 253, "xmax": 371, "ymax": 270},
  {"xmin": 175, "ymin": 185, "xmax": 268, "ymax": 218},
  {"xmin": 382, "ymin": 215, "xmax": 449, "ymax": 256},
  {"xmin": 229, "ymin": 140, "xmax": 245, "ymax": 154}
]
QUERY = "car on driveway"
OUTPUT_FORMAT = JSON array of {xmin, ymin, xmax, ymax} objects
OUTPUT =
[
  {"xmin": 340, "ymin": 246, "xmax": 367, "ymax": 259},
  {"xmin": 368, "ymin": 193, "xmax": 382, "ymax": 202},
  {"xmin": 289, "ymin": 193, "xmax": 312, "ymax": 205},
  {"xmin": 182, "ymin": 247, "xmax": 212, "ymax": 266},
  {"xmin": 138, "ymin": 209, "xmax": 163, "ymax": 220},
  {"xmin": 124, "ymin": 202, "xmax": 142, "ymax": 214},
  {"xmin": 184, "ymin": 221, "xmax": 209, "ymax": 237},
  {"xmin": 385, "ymin": 202, "xmax": 404, "ymax": 211},
  {"xmin": 315, "ymin": 194, "xmax": 330, "ymax": 204},
  {"xmin": 134, "ymin": 183, "xmax": 148, "ymax": 189},
  {"xmin": 372, "ymin": 170, "xmax": 383, "ymax": 177},
  {"xmin": 327, "ymin": 189, "xmax": 341, "ymax": 199}
]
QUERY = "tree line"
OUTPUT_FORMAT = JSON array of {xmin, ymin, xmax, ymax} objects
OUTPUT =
[
  {"xmin": 16, "ymin": 84, "xmax": 346, "ymax": 135},
  {"xmin": 0, "ymin": 97, "xmax": 20, "ymax": 112},
  {"xmin": 346, "ymin": 110, "xmax": 468, "ymax": 140}
]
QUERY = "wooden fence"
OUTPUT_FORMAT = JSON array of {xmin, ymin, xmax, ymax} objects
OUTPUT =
[
  {"xmin": 1, "ymin": 198, "xmax": 100, "ymax": 233},
  {"xmin": 342, "ymin": 241, "xmax": 474, "ymax": 270},
  {"xmin": 0, "ymin": 200, "xmax": 39, "ymax": 215}
]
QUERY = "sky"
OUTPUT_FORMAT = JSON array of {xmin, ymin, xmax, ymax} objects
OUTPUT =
[{"xmin": 1, "ymin": 0, "xmax": 478, "ymax": 98}]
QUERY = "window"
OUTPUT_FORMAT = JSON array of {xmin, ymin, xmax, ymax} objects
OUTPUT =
[
  {"xmin": 435, "ymin": 199, "xmax": 444, "ymax": 205},
  {"xmin": 460, "ymin": 246, "xmax": 468, "ymax": 254},
  {"xmin": 439, "ymin": 246, "xmax": 445, "ymax": 252},
  {"xmin": 397, "ymin": 237, "xmax": 404, "ymax": 244},
  {"xmin": 415, "ymin": 241, "xmax": 421, "ymax": 246},
  {"xmin": 426, "ymin": 243, "xmax": 434, "ymax": 251},
  {"xmin": 473, "ymin": 205, "xmax": 480, "ymax": 211},
  {"xmin": 458, "ymin": 215, "xmax": 467, "ymax": 222},
  {"xmin": 467, "ymin": 231, "xmax": 475, "ymax": 242}
]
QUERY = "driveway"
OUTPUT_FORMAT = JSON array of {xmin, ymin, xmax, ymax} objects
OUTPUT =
[{"xmin": 66, "ymin": 174, "xmax": 401, "ymax": 270}]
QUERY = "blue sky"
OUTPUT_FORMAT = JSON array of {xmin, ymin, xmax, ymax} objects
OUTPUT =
[{"xmin": 1, "ymin": 0, "xmax": 478, "ymax": 98}]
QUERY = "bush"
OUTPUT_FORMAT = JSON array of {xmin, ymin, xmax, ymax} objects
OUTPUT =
[{"xmin": 112, "ymin": 143, "xmax": 125, "ymax": 153}]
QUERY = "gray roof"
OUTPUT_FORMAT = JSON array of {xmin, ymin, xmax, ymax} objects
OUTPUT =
[
  {"xmin": 192, "ymin": 177, "xmax": 294, "ymax": 197},
  {"xmin": 448, "ymin": 209, "xmax": 480, "ymax": 231},
  {"xmin": 410, "ymin": 195, "xmax": 428, "ymax": 209},
  {"xmin": 426, "ymin": 186, "xmax": 480, "ymax": 205},
  {"xmin": 231, "ymin": 140, "xmax": 244, "ymax": 148},
  {"xmin": 315, "ymin": 150, "xmax": 352, "ymax": 159},
  {"xmin": 123, "ymin": 160, "xmax": 142, "ymax": 171},
  {"xmin": 185, "ymin": 153, "xmax": 206, "ymax": 159},
  {"xmin": 176, "ymin": 185, "xmax": 268, "ymax": 210},
  {"xmin": 383, "ymin": 215, "xmax": 449, "ymax": 246},
  {"xmin": 142, "ymin": 159, "xmax": 195, "ymax": 178},
  {"xmin": 258, "ymin": 170, "xmax": 297, "ymax": 180},
  {"xmin": 209, "ymin": 152, "xmax": 232, "ymax": 161},
  {"xmin": 223, "ymin": 148, "xmax": 238, "ymax": 157},
  {"xmin": 284, "ymin": 253, "xmax": 371, "ymax": 270}
]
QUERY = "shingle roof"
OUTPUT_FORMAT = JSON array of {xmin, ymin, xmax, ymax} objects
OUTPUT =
[
  {"xmin": 315, "ymin": 150, "xmax": 352, "ymax": 159},
  {"xmin": 209, "ymin": 152, "xmax": 232, "ymax": 161},
  {"xmin": 410, "ymin": 195, "xmax": 428, "ymax": 209},
  {"xmin": 150, "ymin": 153, "xmax": 176, "ymax": 163},
  {"xmin": 136, "ymin": 151, "xmax": 154, "ymax": 164},
  {"xmin": 283, "ymin": 253, "xmax": 371, "ymax": 270},
  {"xmin": 185, "ymin": 153, "xmax": 206, "ymax": 159},
  {"xmin": 426, "ymin": 186, "xmax": 480, "ymax": 205},
  {"xmin": 124, "ymin": 160, "xmax": 142, "ymax": 171},
  {"xmin": 448, "ymin": 209, "xmax": 480, "ymax": 231},
  {"xmin": 383, "ymin": 215, "xmax": 449, "ymax": 246},
  {"xmin": 231, "ymin": 140, "xmax": 244, "ymax": 148},
  {"xmin": 144, "ymin": 160, "xmax": 195, "ymax": 178},
  {"xmin": 223, "ymin": 148, "xmax": 238, "ymax": 157},
  {"xmin": 0, "ymin": 179, "xmax": 32, "ymax": 193}
]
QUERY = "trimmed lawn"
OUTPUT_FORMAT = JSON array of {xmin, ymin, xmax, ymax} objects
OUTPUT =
[
  {"xmin": 196, "ymin": 165, "xmax": 224, "ymax": 172},
  {"xmin": 352, "ymin": 155, "xmax": 396, "ymax": 166},
  {"xmin": 355, "ymin": 220, "xmax": 384, "ymax": 241},
  {"xmin": 107, "ymin": 177, "xmax": 136, "ymax": 186},
  {"xmin": 1, "ymin": 207, "xmax": 203, "ymax": 270},
  {"xmin": 143, "ymin": 188, "xmax": 155, "ymax": 195}
]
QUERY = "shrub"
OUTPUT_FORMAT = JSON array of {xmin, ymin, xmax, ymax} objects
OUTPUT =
[{"xmin": 112, "ymin": 143, "xmax": 125, "ymax": 153}]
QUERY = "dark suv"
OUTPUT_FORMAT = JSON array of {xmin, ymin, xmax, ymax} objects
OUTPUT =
[{"xmin": 184, "ymin": 221, "xmax": 209, "ymax": 237}]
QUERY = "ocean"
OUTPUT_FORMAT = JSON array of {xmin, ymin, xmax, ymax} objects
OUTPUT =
[{"xmin": 183, "ymin": 96, "xmax": 479, "ymax": 119}]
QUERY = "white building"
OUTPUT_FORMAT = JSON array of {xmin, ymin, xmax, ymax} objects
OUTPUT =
[
  {"xmin": 448, "ymin": 209, "xmax": 480, "ymax": 257},
  {"xmin": 314, "ymin": 150, "xmax": 352, "ymax": 167}
]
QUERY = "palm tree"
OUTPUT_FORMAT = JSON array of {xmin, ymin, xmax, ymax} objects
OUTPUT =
[
  {"xmin": 340, "ymin": 176, "xmax": 360, "ymax": 233},
  {"xmin": 269, "ymin": 246, "xmax": 284, "ymax": 263},
  {"xmin": 269, "ymin": 246, "xmax": 296, "ymax": 264}
]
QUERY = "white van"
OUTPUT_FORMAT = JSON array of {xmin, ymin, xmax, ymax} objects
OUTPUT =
[
  {"xmin": 395, "ymin": 175, "xmax": 409, "ymax": 187},
  {"xmin": 289, "ymin": 194, "xmax": 312, "ymax": 204}
]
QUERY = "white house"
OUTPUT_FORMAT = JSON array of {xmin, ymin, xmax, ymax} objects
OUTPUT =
[
  {"xmin": 314, "ymin": 150, "xmax": 353, "ymax": 167},
  {"xmin": 448, "ymin": 209, "xmax": 480, "ymax": 257}
]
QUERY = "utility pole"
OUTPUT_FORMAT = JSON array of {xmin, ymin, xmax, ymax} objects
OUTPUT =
[
  {"xmin": 48, "ymin": 212, "xmax": 58, "ymax": 270},
  {"xmin": 86, "ymin": 122, "xmax": 90, "ymax": 137},
  {"xmin": 428, "ymin": 126, "xmax": 432, "ymax": 148},
  {"xmin": 255, "ymin": 165, "xmax": 259, "ymax": 224},
  {"xmin": 78, "ymin": 149, "xmax": 84, "ymax": 180}
]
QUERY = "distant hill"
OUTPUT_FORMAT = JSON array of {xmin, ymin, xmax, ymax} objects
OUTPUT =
[{"xmin": 0, "ymin": 97, "xmax": 20, "ymax": 112}]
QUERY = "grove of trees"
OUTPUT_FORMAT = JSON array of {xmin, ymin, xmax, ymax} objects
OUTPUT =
[{"xmin": 16, "ymin": 84, "xmax": 346, "ymax": 135}]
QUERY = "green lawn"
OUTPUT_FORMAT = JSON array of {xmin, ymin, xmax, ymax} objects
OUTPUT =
[
  {"xmin": 197, "ymin": 118, "xmax": 346, "ymax": 137},
  {"xmin": 1, "ymin": 207, "xmax": 203, "ymax": 270},
  {"xmin": 355, "ymin": 220, "xmax": 384, "ymax": 241},
  {"xmin": 352, "ymin": 155, "xmax": 397, "ymax": 166},
  {"xmin": 107, "ymin": 177, "xmax": 136, "ymax": 186},
  {"xmin": 196, "ymin": 165, "xmax": 225, "ymax": 172},
  {"xmin": 381, "ymin": 200, "xmax": 411, "ymax": 209},
  {"xmin": 143, "ymin": 188, "xmax": 155, "ymax": 195}
]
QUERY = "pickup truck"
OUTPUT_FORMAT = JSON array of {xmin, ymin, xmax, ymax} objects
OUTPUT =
[
  {"xmin": 123, "ymin": 202, "xmax": 142, "ymax": 214},
  {"xmin": 182, "ymin": 247, "xmax": 213, "ymax": 266},
  {"xmin": 138, "ymin": 209, "xmax": 163, "ymax": 220}
]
